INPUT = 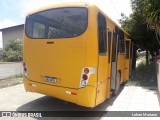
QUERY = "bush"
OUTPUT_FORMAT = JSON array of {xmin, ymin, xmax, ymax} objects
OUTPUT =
[
  {"xmin": 0, "ymin": 39, "xmax": 22, "ymax": 62},
  {"xmin": 131, "ymin": 58, "xmax": 157, "ymax": 87}
]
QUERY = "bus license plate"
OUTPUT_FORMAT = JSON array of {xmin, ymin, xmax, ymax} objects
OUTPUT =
[{"xmin": 44, "ymin": 76, "xmax": 57, "ymax": 83}]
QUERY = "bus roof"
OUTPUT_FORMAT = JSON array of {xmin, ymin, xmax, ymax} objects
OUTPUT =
[
  {"xmin": 27, "ymin": 2, "xmax": 130, "ymax": 37},
  {"xmin": 28, "ymin": 2, "xmax": 89, "ymax": 15}
]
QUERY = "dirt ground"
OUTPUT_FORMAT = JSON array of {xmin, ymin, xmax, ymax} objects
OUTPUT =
[{"xmin": 0, "ymin": 77, "xmax": 23, "ymax": 89}]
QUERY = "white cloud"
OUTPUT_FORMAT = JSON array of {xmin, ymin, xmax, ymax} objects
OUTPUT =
[
  {"xmin": 0, "ymin": 19, "xmax": 18, "ymax": 48},
  {"xmin": 19, "ymin": 0, "xmax": 61, "ymax": 17},
  {"xmin": 111, "ymin": 0, "xmax": 132, "ymax": 16},
  {"xmin": 0, "ymin": 19, "xmax": 17, "ymax": 29},
  {"xmin": 92, "ymin": 0, "xmax": 132, "ymax": 25},
  {"xmin": 18, "ymin": 0, "xmax": 132, "ymax": 25},
  {"xmin": 19, "ymin": 0, "xmax": 93, "ymax": 17},
  {"xmin": 0, "ymin": 0, "xmax": 132, "ymax": 48}
]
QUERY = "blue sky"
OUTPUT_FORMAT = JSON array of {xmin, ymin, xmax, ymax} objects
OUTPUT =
[
  {"xmin": 0, "ymin": 0, "xmax": 24, "ymax": 24},
  {"xmin": 0, "ymin": 0, "xmax": 132, "ymax": 48}
]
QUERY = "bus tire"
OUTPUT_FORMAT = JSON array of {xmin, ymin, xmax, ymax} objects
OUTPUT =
[{"xmin": 113, "ymin": 71, "xmax": 121, "ymax": 96}]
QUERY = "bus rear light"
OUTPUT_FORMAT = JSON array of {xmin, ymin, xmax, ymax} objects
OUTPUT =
[
  {"xmin": 71, "ymin": 92, "xmax": 77, "ymax": 95},
  {"xmin": 23, "ymin": 62, "xmax": 28, "ymax": 78},
  {"xmin": 81, "ymin": 80, "xmax": 87, "ymax": 86},
  {"xmin": 23, "ymin": 62, "xmax": 26, "ymax": 67},
  {"xmin": 82, "ymin": 74, "xmax": 88, "ymax": 80},
  {"xmin": 66, "ymin": 91, "xmax": 77, "ymax": 95},
  {"xmin": 79, "ymin": 67, "xmax": 96, "ymax": 88},
  {"xmin": 28, "ymin": 83, "xmax": 36, "ymax": 87},
  {"xmin": 84, "ymin": 68, "xmax": 89, "ymax": 74},
  {"xmin": 24, "ymin": 67, "xmax": 27, "ymax": 72}
]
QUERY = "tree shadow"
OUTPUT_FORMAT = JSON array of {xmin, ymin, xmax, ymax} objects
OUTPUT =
[
  {"xmin": 131, "ymin": 59, "xmax": 157, "ymax": 87},
  {"xmin": 129, "ymin": 58, "xmax": 160, "ymax": 107}
]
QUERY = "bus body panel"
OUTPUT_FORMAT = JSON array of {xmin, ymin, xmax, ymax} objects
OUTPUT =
[
  {"xmin": 95, "ymin": 9, "xmax": 110, "ymax": 105},
  {"xmin": 23, "ymin": 35, "xmax": 87, "ymax": 89},
  {"xmin": 117, "ymin": 54, "xmax": 125, "ymax": 83},
  {"xmin": 23, "ymin": 5, "xmax": 99, "ymax": 89},
  {"xmin": 23, "ymin": 3, "xmax": 131, "ymax": 108},
  {"xmin": 83, "ymin": 5, "xmax": 99, "ymax": 88},
  {"xmin": 96, "ymin": 56, "xmax": 108, "ymax": 105},
  {"xmin": 23, "ymin": 77, "xmax": 96, "ymax": 107}
]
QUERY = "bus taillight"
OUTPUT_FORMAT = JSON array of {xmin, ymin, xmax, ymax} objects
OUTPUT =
[
  {"xmin": 82, "ymin": 74, "xmax": 88, "ymax": 80},
  {"xmin": 84, "ymin": 68, "xmax": 89, "ymax": 74},
  {"xmin": 79, "ymin": 67, "xmax": 96, "ymax": 88},
  {"xmin": 23, "ymin": 62, "xmax": 28, "ymax": 78}
]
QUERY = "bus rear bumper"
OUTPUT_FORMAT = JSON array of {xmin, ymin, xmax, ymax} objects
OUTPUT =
[{"xmin": 23, "ymin": 77, "xmax": 96, "ymax": 107}]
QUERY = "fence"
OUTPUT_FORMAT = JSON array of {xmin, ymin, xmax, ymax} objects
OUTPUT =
[{"xmin": 0, "ymin": 62, "xmax": 23, "ymax": 80}]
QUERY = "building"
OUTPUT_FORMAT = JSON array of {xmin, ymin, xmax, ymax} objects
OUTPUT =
[{"xmin": 0, "ymin": 24, "xmax": 24, "ymax": 50}]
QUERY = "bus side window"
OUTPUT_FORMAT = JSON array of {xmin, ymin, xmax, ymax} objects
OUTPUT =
[
  {"xmin": 108, "ymin": 31, "xmax": 112, "ymax": 63},
  {"xmin": 126, "ymin": 41, "xmax": 130, "ymax": 59},
  {"xmin": 119, "ymin": 30, "xmax": 125, "ymax": 54},
  {"xmin": 98, "ymin": 13, "xmax": 107, "ymax": 55}
]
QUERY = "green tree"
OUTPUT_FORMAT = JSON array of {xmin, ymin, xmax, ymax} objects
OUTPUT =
[
  {"xmin": 1, "ymin": 39, "xmax": 22, "ymax": 62},
  {"xmin": 142, "ymin": 0, "xmax": 160, "ymax": 44},
  {"xmin": 119, "ymin": 0, "xmax": 160, "ymax": 58}
]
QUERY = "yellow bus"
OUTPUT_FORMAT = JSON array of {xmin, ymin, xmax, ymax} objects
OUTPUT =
[{"xmin": 23, "ymin": 3, "xmax": 131, "ymax": 107}]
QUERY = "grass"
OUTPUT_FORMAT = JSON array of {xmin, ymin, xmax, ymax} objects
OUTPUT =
[
  {"xmin": 0, "ymin": 76, "xmax": 23, "ymax": 89},
  {"xmin": 0, "ymin": 59, "xmax": 3, "ymax": 62},
  {"xmin": 129, "ymin": 58, "xmax": 157, "ymax": 87}
]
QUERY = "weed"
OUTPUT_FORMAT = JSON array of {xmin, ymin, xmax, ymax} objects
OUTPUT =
[{"xmin": 130, "ymin": 58, "xmax": 157, "ymax": 87}]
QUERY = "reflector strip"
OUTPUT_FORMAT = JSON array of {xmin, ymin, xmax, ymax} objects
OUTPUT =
[
  {"xmin": 28, "ymin": 83, "xmax": 36, "ymax": 87},
  {"xmin": 32, "ymin": 84, "xmax": 36, "ymax": 87},
  {"xmin": 66, "ymin": 91, "xmax": 77, "ymax": 95},
  {"xmin": 66, "ymin": 91, "xmax": 71, "ymax": 94},
  {"xmin": 71, "ymin": 92, "xmax": 77, "ymax": 95}
]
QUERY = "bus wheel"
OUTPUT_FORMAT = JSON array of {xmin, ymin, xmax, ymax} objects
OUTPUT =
[{"xmin": 113, "ymin": 71, "xmax": 121, "ymax": 96}]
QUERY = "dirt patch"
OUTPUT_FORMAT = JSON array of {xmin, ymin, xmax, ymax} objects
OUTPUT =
[{"xmin": 0, "ymin": 77, "xmax": 23, "ymax": 89}]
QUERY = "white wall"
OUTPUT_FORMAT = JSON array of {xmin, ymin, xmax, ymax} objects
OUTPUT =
[
  {"xmin": 0, "ymin": 62, "xmax": 23, "ymax": 80},
  {"xmin": 0, "ymin": 32, "xmax": 2, "ymax": 48}
]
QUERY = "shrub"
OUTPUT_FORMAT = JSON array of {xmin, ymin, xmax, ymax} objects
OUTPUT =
[{"xmin": 0, "ymin": 39, "xmax": 22, "ymax": 62}]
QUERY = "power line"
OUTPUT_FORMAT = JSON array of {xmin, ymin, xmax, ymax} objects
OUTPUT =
[{"xmin": 110, "ymin": 0, "xmax": 121, "ymax": 15}]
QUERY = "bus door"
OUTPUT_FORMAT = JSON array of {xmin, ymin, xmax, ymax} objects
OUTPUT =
[
  {"xmin": 106, "ymin": 31, "xmax": 112, "ymax": 97},
  {"xmin": 129, "ymin": 40, "xmax": 133, "ymax": 76},
  {"xmin": 96, "ymin": 13, "xmax": 108, "ymax": 105},
  {"xmin": 110, "ymin": 27, "xmax": 119, "ymax": 92}
]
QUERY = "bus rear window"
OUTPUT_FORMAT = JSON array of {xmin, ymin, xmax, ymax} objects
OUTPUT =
[{"xmin": 25, "ymin": 7, "xmax": 88, "ymax": 39}]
